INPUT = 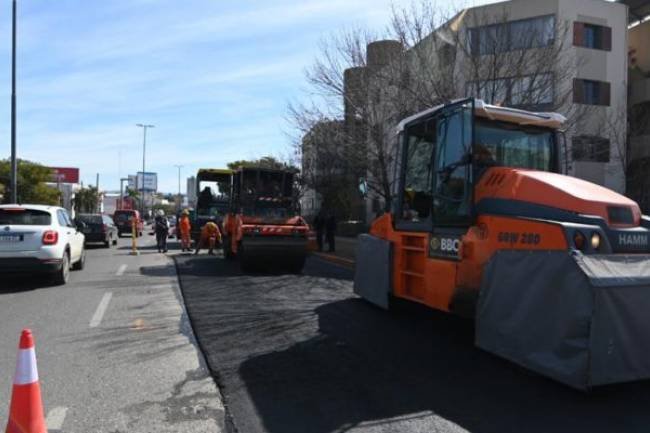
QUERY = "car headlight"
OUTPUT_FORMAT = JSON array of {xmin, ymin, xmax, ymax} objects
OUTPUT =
[{"xmin": 591, "ymin": 232, "xmax": 601, "ymax": 250}]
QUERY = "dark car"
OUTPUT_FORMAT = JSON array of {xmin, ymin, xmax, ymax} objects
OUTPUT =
[
  {"xmin": 113, "ymin": 210, "xmax": 144, "ymax": 237},
  {"xmin": 75, "ymin": 214, "xmax": 118, "ymax": 248}
]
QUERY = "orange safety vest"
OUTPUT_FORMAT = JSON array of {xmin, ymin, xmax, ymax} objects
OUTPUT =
[{"xmin": 179, "ymin": 216, "xmax": 191, "ymax": 235}]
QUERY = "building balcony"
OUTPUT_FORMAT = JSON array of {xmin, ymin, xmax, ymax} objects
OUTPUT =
[{"xmin": 630, "ymin": 77, "xmax": 650, "ymax": 106}]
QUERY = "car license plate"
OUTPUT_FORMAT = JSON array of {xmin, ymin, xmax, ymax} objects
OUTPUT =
[{"xmin": 0, "ymin": 234, "xmax": 22, "ymax": 242}]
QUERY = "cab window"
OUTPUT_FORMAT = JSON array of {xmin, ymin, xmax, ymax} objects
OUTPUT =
[
  {"xmin": 433, "ymin": 105, "xmax": 472, "ymax": 224},
  {"xmin": 399, "ymin": 117, "xmax": 436, "ymax": 224}
]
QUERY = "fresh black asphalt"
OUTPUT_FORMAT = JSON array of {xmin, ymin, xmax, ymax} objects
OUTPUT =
[{"xmin": 175, "ymin": 254, "xmax": 650, "ymax": 433}]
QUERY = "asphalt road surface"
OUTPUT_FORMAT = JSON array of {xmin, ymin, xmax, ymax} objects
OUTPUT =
[
  {"xmin": 176, "ymin": 254, "xmax": 650, "ymax": 433},
  {"xmin": 0, "ymin": 233, "xmax": 224, "ymax": 433}
]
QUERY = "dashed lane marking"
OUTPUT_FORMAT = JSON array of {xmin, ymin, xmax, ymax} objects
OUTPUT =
[
  {"xmin": 46, "ymin": 406, "xmax": 68, "ymax": 432},
  {"xmin": 89, "ymin": 292, "xmax": 113, "ymax": 328},
  {"xmin": 116, "ymin": 264, "xmax": 128, "ymax": 276}
]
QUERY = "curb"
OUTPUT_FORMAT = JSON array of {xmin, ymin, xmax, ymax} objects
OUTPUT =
[{"xmin": 312, "ymin": 252, "xmax": 356, "ymax": 269}]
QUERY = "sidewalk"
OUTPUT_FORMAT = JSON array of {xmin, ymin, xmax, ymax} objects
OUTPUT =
[{"xmin": 312, "ymin": 236, "xmax": 358, "ymax": 268}]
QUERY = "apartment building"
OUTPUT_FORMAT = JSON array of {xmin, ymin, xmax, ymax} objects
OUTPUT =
[
  {"xmin": 627, "ymin": 16, "xmax": 650, "ymax": 209},
  {"xmin": 444, "ymin": 0, "xmax": 628, "ymax": 192}
]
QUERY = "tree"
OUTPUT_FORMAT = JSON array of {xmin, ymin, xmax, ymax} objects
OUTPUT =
[
  {"xmin": 290, "ymin": 1, "xmax": 594, "ymax": 215},
  {"xmin": 0, "ymin": 159, "xmax": 60, "ymax": 205},
  {"xmin": 74, "ymin": 186, "xmax": 99, "ymax": 213},
  {"xmin": 227, "ymin": 156, "xmax": 294, "ymax": 171}
]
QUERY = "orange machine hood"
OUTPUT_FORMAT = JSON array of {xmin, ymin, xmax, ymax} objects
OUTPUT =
[{"xmin": 475, "ymin": 168, "xmax": 642, "ymax": 227}]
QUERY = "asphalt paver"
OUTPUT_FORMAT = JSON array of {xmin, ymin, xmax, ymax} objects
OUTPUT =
[{"xmin": 176, "ymin": 254, "xmax": 650, "ymax": 433}]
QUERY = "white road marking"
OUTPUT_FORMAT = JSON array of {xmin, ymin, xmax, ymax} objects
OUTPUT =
[
  {"xmin": 89, "ymin": 292, "xmax": 113, "ymax": 328},
  {"xmin": 116, "ymin": 264, "xmax": 127, "ymax": 276},
  {"xmin": 46, "ymin": 406, "xmax": 68, "ymax": 431}
]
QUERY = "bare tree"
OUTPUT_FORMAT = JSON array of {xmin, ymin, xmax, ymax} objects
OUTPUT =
[{"xmin": 290, "ymin": 0, "xmax": 598, "ymax": 218}]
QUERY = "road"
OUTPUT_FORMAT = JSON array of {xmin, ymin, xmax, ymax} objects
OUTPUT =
[
  {"xmin": 0, "ymin": 233, "xmax": 224, "ymax": 433},
  {"xmin": 176, "ymin": 254, "xmax": 650, "ymax": 433}
]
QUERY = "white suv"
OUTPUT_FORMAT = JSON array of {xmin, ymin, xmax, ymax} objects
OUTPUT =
[{"xmin": 0, "ymin": 204, "xmax": 86, "ymax": 285}]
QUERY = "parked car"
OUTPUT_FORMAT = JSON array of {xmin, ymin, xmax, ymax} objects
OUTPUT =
[
  {"xmin": 0, "ymin": 204, "xmax": 86, "ymax": 285},
  {"xmin": 75, "ymin": 214, "xmax": 118, "ymax": 247},
  {"xmin": 113, "ymin": 209, "xmax": 144, "ymax": 237}
]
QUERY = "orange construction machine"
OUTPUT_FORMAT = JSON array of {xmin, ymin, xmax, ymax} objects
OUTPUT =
[
  {"xmin": 355, "ymin": 98, "xmax": 650, "ymax": 389},
  {"xmin": 223, "ymin": 167, "xmax": 309, "ymax": 272}
]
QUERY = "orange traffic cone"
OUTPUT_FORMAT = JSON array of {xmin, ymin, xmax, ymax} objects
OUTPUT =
[{"xmin": 5, "ymin": 329, "xmax": 46, "ymax": 433}]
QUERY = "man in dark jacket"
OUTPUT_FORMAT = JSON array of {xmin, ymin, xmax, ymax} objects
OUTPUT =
[
  {"xmin": 325, "ymin": 213, "xmax": 336, "ymax": 253},
  {"xmin": 154, "ymin": 210, "xmax": 169, "ymax": 253}
]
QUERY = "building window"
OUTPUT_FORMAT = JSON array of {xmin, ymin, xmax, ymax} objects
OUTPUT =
[
  {"xmin": 573, "ymin": 79, "xmax": 610, "ymax": 106},
  {"xmin": 572, "ymin": 135, "xmax": 610, "ymax": 162},
  {"xmin": 573, "ymin": 22, "xmax": 611, "ymax": 51},
  {"xmin": 468, "ymin": 15, "xmax": 555, "ymax": 56},
  {"xmin": 466, "ymin": 73, "xmax": 554, "ymax": 107}
]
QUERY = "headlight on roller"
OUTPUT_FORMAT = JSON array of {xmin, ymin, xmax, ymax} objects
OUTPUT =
[{"xmin": 591, "ymin": 232, "xmax": 601, "ymax": 250}]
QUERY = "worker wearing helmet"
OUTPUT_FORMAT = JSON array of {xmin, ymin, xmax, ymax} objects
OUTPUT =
[
  {"xmin": 154, "ymin": 209, "xmax": 169, "ymax": 253},
  {"xmin": 194, "ymin": 219, "xmax": 222, "ymax": 256},
  {"xmin": 179, "ymin": 209, "xmax": 192, "ymax": 252}
]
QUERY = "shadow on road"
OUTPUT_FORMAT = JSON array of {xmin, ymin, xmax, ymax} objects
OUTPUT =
[{"xmin": 0, "ymin": 275, "xmax": 55, "ymax": 293}]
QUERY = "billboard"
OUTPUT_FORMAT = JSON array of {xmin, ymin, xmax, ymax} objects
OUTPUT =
[
  {"xmin": 135, "ymin": 172, "xmax": 158, "ymax": 192},
  {"xmin": 49, "ymin": 167, "xmax": 79, "ymax": 184}
]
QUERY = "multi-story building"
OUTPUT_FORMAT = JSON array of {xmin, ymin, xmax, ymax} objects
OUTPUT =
[
  {"xmin": 627, "ymin": 11, "xmax": 650, "ymax": 209},
  {"xmin": 343, "ymin": 0, "xmax": 629, "ymax": 222}
]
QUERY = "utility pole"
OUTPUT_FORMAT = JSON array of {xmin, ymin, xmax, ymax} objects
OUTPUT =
[
  {"xmin": 95, "ymin": 173, "xmax": 100, "ymax": 213},
  {"xmin": 174, "ymin": 165, "xmax": 183, "ymax": 211},
  {"xmin": 136, "ymin": 124, "xmax": 154, "ymax": 219},
  {"xmin": 10, "ymin": 0, "xmax": 17, "ymax": 203}
]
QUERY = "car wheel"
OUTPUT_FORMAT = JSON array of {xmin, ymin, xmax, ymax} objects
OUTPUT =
[
  {"xmin": 72, "ymin": 247, "xmax": 86, "ymax": 271},
  {"xmin": 54, "ymin": 252, "xmax": 70, "ymax": 285}
]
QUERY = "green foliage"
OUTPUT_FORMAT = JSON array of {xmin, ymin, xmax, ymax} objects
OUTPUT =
[
  {"xmin": 74, "ymin": 186, "xmax": 99, "ymax": 213},
  {"xmin": 227, "ymin": 156, "xmax": 296, "ymax": 171},
  {"xmin": 0, "ymin": 159, "xmax": 61, "ymax": 205}
]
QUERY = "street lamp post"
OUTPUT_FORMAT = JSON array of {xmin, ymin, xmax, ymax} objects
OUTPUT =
[
  {"xmin": 10, "ymin": 0, "xmax": 17, "ymax": 203},
  {"xmin": 174, "ymin": 165, "xmax": 183, "ymax": 212},
  {"xmin": 136, "ymin": 124, "xmax": 154, "ymax": 219}
]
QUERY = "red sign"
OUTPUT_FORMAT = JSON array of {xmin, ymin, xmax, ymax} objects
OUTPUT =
[{"xmin": 50, "ymin": 167, "xmax": 79, "ymax": 184}]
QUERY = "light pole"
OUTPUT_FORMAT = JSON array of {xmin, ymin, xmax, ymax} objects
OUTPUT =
[
  {"xmin": 174, "ymin": 165, "xmax": 183, "ymax": 211},
  {"xmin": 10, "ymin": 0, "xmax": 17, "ymax": 203},
  {"xmin": 136, "ymin": 124, "xmax": 154, "ymax": 219}
]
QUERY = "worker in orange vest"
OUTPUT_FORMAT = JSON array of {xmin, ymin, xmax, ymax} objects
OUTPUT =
[
  {"xmin": 194, "ymin": 219, "xmax": 222, "ymax": 255},
  {"xmin": 179, "ymin": 209, "xmax": 192, "ymax": 252}
]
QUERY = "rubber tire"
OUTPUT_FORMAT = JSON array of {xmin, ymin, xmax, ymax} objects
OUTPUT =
[
  {"xmin": 72, "ymin": 247, "xmax": 86, "ymax": 271},
  {"xmin": 223, "ymin": 236, "xmax": 235, "ymax": 260},
  {"xmin": 54, "ymin": 253, "xmax": 70, "ymax": 285},
  {"xmin": 287, "ymin": 256, "xmax": 306, "ymax": 274}
]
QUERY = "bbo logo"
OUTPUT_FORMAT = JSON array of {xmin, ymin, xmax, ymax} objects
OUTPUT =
[{"xmin": 430, "ymin": 236, "xmax": 460, "ymax": 255}]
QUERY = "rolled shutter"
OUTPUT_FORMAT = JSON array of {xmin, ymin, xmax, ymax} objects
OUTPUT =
[
  {"xmin": 600, "ymin": 81, "xmax": 611, "ymax": 106},
  {"xmin": 573, "ymin": 79, "xmax": 585, "ymax": 104},
  {"xmin": 602, "ymin": 26, "xmax": 612, "ymax": 51},
  {"xmin": 573, "ymin": 22, "xmax": 584, "ymax": 47}
]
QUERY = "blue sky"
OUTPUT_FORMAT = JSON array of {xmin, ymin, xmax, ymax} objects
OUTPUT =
[{"xmin": 0, "ymin": 0, "xmax": 499, "ymax": 193}]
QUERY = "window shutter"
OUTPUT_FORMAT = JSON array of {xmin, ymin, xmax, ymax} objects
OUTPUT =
[
  {"xmin": 600, "ymin": 81, "xmax": 611, "ymax": 106},
  {"xmin": 602, "ymin": 26, "xmax": 612, "ymax": 51},
  {"xmin": 573, "ymin": 22, "xmax": 584, "ymax": 47},
  {"xmin": 573, "ymin": 79, "xmax": 584, "ymax": 104}
]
